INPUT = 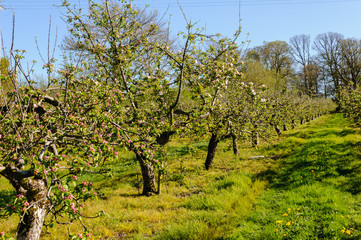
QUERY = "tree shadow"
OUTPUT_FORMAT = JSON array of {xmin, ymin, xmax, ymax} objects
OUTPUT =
[{"xmin": 256, "ymin": 128, "xmax": 361, "ymax": 195}]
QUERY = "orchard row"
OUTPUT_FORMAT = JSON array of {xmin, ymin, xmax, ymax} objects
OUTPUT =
[{"xmin": 0, "ymin": 0, "xmax": 335, "ymax": 239}]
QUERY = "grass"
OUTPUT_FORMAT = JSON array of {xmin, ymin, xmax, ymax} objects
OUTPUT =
[
  {"xmin": 231, "ymin": 113, "xmax": 361, "ymax": 239},
  {"xmin": 1, "ymin": 113, "xmax": 361, "ymax": 239}
]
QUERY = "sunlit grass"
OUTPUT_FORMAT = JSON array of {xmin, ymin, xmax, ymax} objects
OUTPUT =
[
  {"xmin": 231, "ymin": 113, "xmax": 361, "ymax": 239},
  {"xmin": 1, "ymin": 113, "xmax": 360, "ymax": 239}
]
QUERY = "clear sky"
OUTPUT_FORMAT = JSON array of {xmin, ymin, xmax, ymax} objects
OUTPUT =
[{"xmin": 1, "ymin": 0, "xmax": 361, "ymax": 77}]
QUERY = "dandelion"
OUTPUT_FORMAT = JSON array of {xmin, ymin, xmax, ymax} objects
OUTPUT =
[
  {"xmin": 276, "ymin": 220, "xmax": 283, "ymax": 224},
  {"xmin": 275, "ymin": 229, "xmax": 279, "ymax": 232},
  {"xmin": 346, "ymin": 230, "xmax": 351, "ymax": 235},
  {"xmin": 286, "ymin": 221, "xmax": 291, "ymax": 226},
  {"xmin": 283, "ymin": 213, "xmax": 288, "ymax": 217},
  {"xmin": 282, "ymin": 234, "xmax": 287, "ymax": 237}
]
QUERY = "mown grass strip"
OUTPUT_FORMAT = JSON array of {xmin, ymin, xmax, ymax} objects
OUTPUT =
[{"xmin": 232, "ymin": 113, "xmax": 361, "ymax": 239}]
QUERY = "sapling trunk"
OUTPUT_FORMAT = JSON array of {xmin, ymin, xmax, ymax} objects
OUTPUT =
[
  {"xmin": 231, "ymin": 133, "xmax": 239, "ymax": 156},
  {"xmin": 252, "ymin": 131, "xmax": 259, "ymax": 147},
  {"xmin": 205, "ymin": 133, "xmax": 219, "ymax": 170}
]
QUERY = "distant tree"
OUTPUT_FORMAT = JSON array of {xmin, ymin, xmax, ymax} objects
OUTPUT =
[
  {"xmin": 339, "ymin": 38, "xmax": 361, "ymax": 89},
  {"xmin": 259, "ymin": 41, "xmax": 294, "ymax": 78},
  {"xmin": 246, "ymin": 41, "xmax": 294, "ymax": 90},
  {"xmin": 241, "ymin": 59, "xmax": 279, "ymax": 90},
  {"xmin": 290, "ymin": 34, "xmax": 320, "ymax": 96},
  {"xmin": 313, "ymin": 32, "xmax": 344, "ymax": 100}
]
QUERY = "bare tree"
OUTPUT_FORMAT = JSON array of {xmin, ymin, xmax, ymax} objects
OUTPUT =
[{"xmin": 313, "ymin": 32, "xmax": 344, "ymax": 100}]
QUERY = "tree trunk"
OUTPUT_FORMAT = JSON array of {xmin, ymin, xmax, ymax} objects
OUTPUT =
[
  {"xmin": 275, "ymin": 125, "xmax": 282, "ymax": 136},
  {"xmin": 18, "ymin": 203, "xmax": 48, "ymax": 240},
  {"xmin": 1, "ymin": 166, "xmax": 50, "ymax": 240},
  {"xmin": 231, "ymin": 133, "xmax": 239, "ymax": 156},
  {"xmin": 135, "ymin": 152, "xmax": 157, "ymax": 196},
  {"xmin": 283, "ymin": 124, "xmax": 288, "ymax": 131},
  {"xmin": 252, "ymin": 131, "xmax": 259, "ymax": 147},
  {"xmin": 291, "ymin": 119, "xmax": 296, "ymax": 129},
  {"xmin": 205, "ymin": 133, "xmax": 219, "ymax": 170},
  {"xmin": 17, "ymin": 179, "xmax": 49, "ymax": 240},
  {"xmin": 300, "ymin": 118, "xmax": 305, "ymax": 125}
]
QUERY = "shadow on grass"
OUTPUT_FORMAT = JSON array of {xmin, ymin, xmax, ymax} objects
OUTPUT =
[{"xmin": 257, "ymin": 116, "xmax": 361, "ymax": 195}]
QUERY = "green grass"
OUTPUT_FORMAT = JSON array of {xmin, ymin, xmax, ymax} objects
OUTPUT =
[
  {"xmin": 1, "ymin": 113, "xmax": 361, "ymax": 239},
  {"xmin": 230, "ymin": 113, "xmax": 361, "ymax": 239}
]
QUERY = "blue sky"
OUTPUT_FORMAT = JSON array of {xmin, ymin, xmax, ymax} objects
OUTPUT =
[{"xmin": 1, "ymin": 0, "xmax": 361, "ymax": 77}]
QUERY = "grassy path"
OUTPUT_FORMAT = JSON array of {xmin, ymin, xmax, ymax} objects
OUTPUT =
[{"xmin": 232, "ymin": 113, "xmax": 361, "ymax": 239}]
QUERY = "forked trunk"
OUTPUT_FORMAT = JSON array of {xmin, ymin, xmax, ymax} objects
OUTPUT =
[
  {"xmin": 205, "ymin": 133, "xmax": 219, "ymax": 170},
  {"xmin": 135, "ymin": 152, "xmax": 157, "ymax": 196},
  {"xmin": 17, "ymin": 179, "xmax": 50, "ymax": 240},
  {"xmin": 231, "ymin": 133, "xmax": 239, "ymax": 156}
]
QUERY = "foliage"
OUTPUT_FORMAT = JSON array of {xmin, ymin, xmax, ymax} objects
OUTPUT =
[{"xmin": 339, "ymin": 86, "xmax": 361, "ymax": 126}]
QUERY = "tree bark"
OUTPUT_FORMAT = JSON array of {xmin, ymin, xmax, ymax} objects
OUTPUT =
[
  {"xmin": 275, "ymin": 125, "xmax": 282, "ymax": 136},
  {"xmin": 231, "ymin": 133, "xmax": 239, "ymax": 156},
  {"xmin": 205, "ymin": 133, "xmax": 219, "ymax": 170},
  {"xmin": 17, "ymin": 194, "xmax": 48, "ymax": 240},
  {"xmin": 1, "ymin": 166, "xmax": 50, "ymax": 240},
  {"xmin": 135, "ymin": 152, "xmax": 157, "ymax": 196},
  {"xmin": 291, "ymin": 119, "xmax": 296, "ymax": 129},
  {"xmin": 283, "ymin": 124, "xmax": 288, "ymax": 131},
  {"xmin": 252, "ymin": 131, "xmax": 259, "ymax": 147}
]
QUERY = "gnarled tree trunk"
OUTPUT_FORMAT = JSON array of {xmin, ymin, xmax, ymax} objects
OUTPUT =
[
  {"xmin": 17, "ymin": 178, "xmax": 49, "ymax": 240},
  {"xmin": 135, "ymin": 152, "xmax": 157, "ymax": 196},
  {"xmin": 2, "ymin": 165, "xmax": 50, "ymax": 240},
  {"xmin": 205, "ymin": 133, "xmax": 219, "ymax": 170}
]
